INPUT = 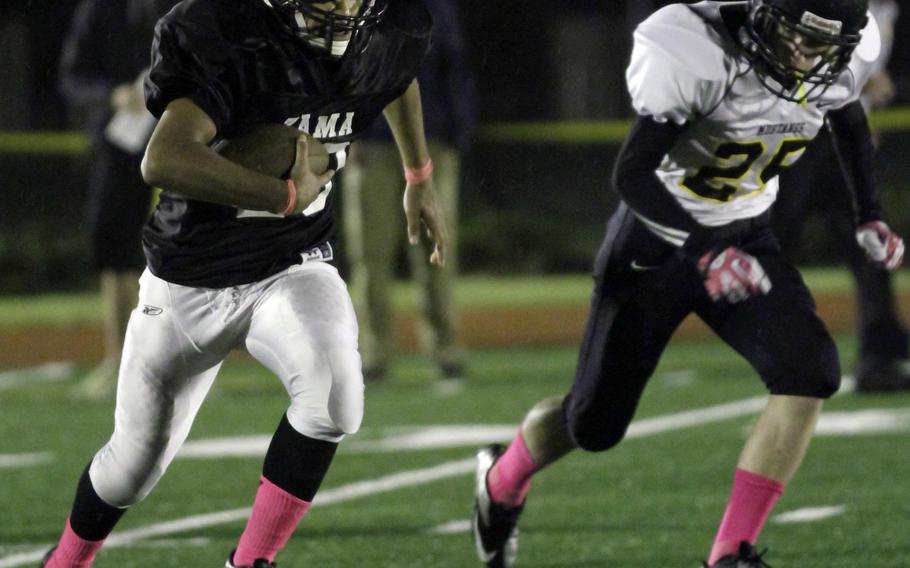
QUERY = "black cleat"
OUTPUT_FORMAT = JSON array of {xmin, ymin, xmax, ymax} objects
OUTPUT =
[
  {"xmin": 472, "ymin": 444, "xmax": 523, "ymax": 567},
  {"xmin": 703, "ymin": 541, "xmax": 772, "ymax": 567},
  {"xmin": 855, "ymin": 358, "xmax": 910, "ymax": 392},
  {"xmin": 40, "ymin": 547, "xmax": 56, "ymax": 567},
  {"xmin": 225, "ymin": 550, "xmax": 276, "ymax": 568}
]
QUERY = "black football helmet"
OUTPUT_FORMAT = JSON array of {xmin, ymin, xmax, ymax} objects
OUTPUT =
[
  {"xmin": 741, "ymin": 0, "xmax": 869, "ymax": 102},
  {"xmin": 264, "ymin": 0, "xmax": 388, "ymax": 57}
]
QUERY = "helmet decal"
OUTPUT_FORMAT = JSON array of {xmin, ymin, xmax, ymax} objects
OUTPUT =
[{"xmin": 800, "ymin": 12, "xmax": 843, "ymax": 35}]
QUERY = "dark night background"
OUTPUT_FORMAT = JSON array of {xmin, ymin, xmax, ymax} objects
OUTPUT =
[{"xmin": 1, "ymin": 1, "xmax": 909, "ymax": 291}]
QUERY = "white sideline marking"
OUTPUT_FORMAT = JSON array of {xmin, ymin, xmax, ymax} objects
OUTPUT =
[
  {"xmin": 179, "ymin": 435, "xmax": 271, "ymax": 458},
  {"xmin": 0, "ymin": 452, "xmax": 54, "ymax": 469},
  {"xmin": 178, "ymin": 426, "xmax": 518, "ymax": 459},
  {"xmin": 0, "ymin": 362, "xmax": 76, "ymax": 391},
  {"xmin": 427, "ymin": 519, "xmax": 472, "ymax": 535},
  {"xmin": 175, "ymin": 404, "xmax": 910, "ymax": 460},
  {"xmin": 625, "ymin": 396, "xmax": 766, "ymax": 438},
  {"xmin": 773, "ymin": 505, "xmax": 846, "ymax": 524},
  {"xmin": 346, "ymin": 426, "xmax": 518, "ymax": 452},
  {"xmin": 814, "ymin": 409, "xmax": 910, "ymax": 436},
  {"xmin": 178, "ymin": 396, "xmax": 768, "ymax": 460},
  {"xmin": 0, "ymin": 395, "xmax": 768, "ymax": 568}
]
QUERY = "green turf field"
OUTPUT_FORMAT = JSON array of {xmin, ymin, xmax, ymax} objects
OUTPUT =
[{"xmin": 2, "ymin": 335, "xmax": 909, "ymax": 567}]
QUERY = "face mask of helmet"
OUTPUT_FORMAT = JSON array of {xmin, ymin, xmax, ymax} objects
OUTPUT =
[
  {"xmin": 741, "ymin": 0, "xmax": 868, "ymax": 102},
  {"xmin": 264, "ymin": 0, "xmax": 387, "ymax": 58}
]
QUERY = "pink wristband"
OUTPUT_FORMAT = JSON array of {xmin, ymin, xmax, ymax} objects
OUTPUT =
[
  {"xmin": 280, "ymin": 179, "xmax": 297, "ymax": 216},
  {"xmin": 404, "ymin": 159, "xmax": 434, "ymax": 185}
]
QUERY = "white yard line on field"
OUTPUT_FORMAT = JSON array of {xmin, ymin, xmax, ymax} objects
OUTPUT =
[
  {"xmin": 0, "ymin": 452, "xmax": 54, "ymax": 469},
  {"xmin": 814, "ymin": 409, "xmax": 910, "ymax": 436},
  {"xmin": 0, "ymin": 395, "xmax": 768, "ymax": 568},
  {"xmin": 427, "ymin": 519, "xmax": 472, "ymax": 535},
  {"xmin": 772, "ymin": 505, "xmax": 846, "ymax": 524},
  {"xmin": 0, "ymin": 362, "xmax": 76, "ymax": 391},
  {"xmin": 178, "ymin": 396, "xmax": 769, "ymax": 459}
]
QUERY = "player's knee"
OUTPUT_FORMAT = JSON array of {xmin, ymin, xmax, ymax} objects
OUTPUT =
[
  {"xmin": 90, "ymin": 447, "xmax": 165, "ymax": 507},
  {"xmin": 566, "ymin": 407, "xmax": 627, "ymax": 452},
  {"xmin": 570, "ymin": 423, "xmax": 627, "ymax": 452},
  {"xmin": 326, "ymin": 347, "xmax": 364, "ymax": 434},
  {"xmin": 564, "ymin": 391, "xmax": 631, "ymax": 452},
  {"xmin": 770, "ymin": 369, "xmax": 840, "ymax": 399},
  {"xmin": 813, "ymin": 338, "xmax": 841, "ymax": 397},
  {"xmin": 815, "ymin": 370, "xmax": 841, "ymax": 398},
  {"xmin": 770, "ymin": 342, "xmax": 841, "ymax": 399}
]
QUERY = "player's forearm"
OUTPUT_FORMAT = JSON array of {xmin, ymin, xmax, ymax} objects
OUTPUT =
[
  {"xmin": 827, "ymin": 101, "xmax": 882, "ymax": 224},
  {"xmin": 142, "ymin": 139, "xmax": 288, "ymax": 213},
  {"xmin": 613, "ymin": 116, "xmax": 700, "ymax": 232},
  {"xmin": 382, "ymin": 79, "xmax": 431, "ymax": 168}
]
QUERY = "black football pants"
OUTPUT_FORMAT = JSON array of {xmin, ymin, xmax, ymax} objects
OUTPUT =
[{"xmin": 563, "ymin": 203, "xmax": 840, "ymax": 452}]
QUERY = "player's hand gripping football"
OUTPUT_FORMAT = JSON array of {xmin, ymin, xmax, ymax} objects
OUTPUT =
[
  {"xmin": 856, "ymin": 220, "xmax": 905, "ymax": 271},
  {"xmin": 697, "ymin": 246, "xmax": 772, "ymax": 303},
  {"xmin": 287, "ymin": 135, "xmax": 336, "ymax": 214},
  {"xmin": 403, "ymin": 177, "xmax": 448, "ymax": 267}
]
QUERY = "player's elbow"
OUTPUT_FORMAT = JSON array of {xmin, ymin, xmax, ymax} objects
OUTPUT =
[
  {"xmin": 141, "ymin": 143, "xmax": 168, "ymax": 188},
  {"xmin": 611, "ymin": 159, "xmax": 638, "ymax": 201},
  {"xmin": 141, "ymin": 138, "xmax": 189, "ymax": 189}
]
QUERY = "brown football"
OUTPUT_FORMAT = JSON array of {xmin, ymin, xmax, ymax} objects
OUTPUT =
[{"xmin": 213, "ymin": 123, "xmax": 330, "ymax": 178}]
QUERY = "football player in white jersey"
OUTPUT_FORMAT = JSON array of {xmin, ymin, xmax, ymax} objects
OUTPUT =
[{"xmin": 472, "ymin": 1, "xmax": 904, "ymax": 567}]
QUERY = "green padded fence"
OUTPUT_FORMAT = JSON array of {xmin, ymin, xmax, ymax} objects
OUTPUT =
[{"xmin": 4, "ymin": 106, "xmax": 910, "ymax": 154}]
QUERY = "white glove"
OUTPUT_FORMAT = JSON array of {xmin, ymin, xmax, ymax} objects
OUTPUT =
[
  {"xmin": 856, "ymin": 220, "xmax": 905, "ymax": 271},
  {"xmin": 697, "ymin": 246, "xmax": 772, "ymax": 303}
]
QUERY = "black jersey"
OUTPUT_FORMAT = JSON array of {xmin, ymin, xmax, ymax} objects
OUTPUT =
[{"xmin": 142, "ymin": 0, "xmax": 431, "ymax": 288}]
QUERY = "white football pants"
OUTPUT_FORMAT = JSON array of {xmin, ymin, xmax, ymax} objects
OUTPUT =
[{"xmin": 89, "ymin": 260, "xmax": 363, "ymax": 507}]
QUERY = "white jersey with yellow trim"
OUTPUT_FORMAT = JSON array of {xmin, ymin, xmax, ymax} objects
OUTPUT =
[{"xmin": 626, "ymin": 1, "xmax": 881, "ymax": 245}]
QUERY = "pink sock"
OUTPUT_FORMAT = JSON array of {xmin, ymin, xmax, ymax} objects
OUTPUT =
[
  {"xmin": 233, "ymin": 477, "xmax": 312, "ymax": 566},
  {"xmin": 487, "ymin": 431, "xmax": 540, "ymax": 507},
  {"xmin": 45, "ymin": 518, "xmax": 105, "ymax": 568},
  {"xmin": 708, "ymin": 468, "xmax": 784, "ymax": 564}
]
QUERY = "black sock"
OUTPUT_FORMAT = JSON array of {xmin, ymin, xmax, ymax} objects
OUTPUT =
[
  {"xmin": 68, "ymin": 463, "xmax": 127, "ymax": 541},
  {"xmin": 262, "ymin": 414, "xmax": 338, "ymax": 501}
]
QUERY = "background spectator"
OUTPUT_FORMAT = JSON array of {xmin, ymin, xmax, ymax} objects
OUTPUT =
[
  {"xmin": 58, "ymin": 0, "xmax": 179, "ymax": 398},
  {"xmin": 342, "ymin": 0, "xmax": 478, "ymax": 382}
]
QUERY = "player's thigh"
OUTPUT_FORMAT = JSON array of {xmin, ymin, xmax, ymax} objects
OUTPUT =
[
  {"xmin": 247, "ymin": 262, "xmax": 362, "ymax": 440},
  {"xmin": 566, "ymin": 211, "xmax": 697, "ymax": 449},
  {"xmin": 93, "ymin": 271, "xmax": 231, "ymax": 505},
  {"xmin": 699, "ymin": 254, "xmax": 840, "ymax": 398},
  {"xmin": 566, "ymin": 272, "xmax": 693, "ymax": 449},
  {"xmin": 115, "ymin": 271, "xmax": 235, "ymax": 431}
]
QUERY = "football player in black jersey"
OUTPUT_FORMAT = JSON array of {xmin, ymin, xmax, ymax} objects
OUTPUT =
[{"xmin": 43, "ymin": 1, "xmax": 447, "ymax": 567}]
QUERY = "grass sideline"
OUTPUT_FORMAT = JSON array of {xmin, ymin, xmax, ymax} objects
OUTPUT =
[{"xmin": 1, "ymin": 268, "xmax": 907, "ymax": 330}]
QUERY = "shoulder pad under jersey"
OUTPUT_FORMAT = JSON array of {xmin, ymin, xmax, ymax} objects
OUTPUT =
[
  {"xmin": 626, "ymin": 4, "xmax": 735, "ymax": 125},
  {"xmin": 855, "ymin": 10, "xmax": 883, "ymax": 65},
  {"xmin": 827, "ymin": 10, "xmax": 882, "ymax": 109}
]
